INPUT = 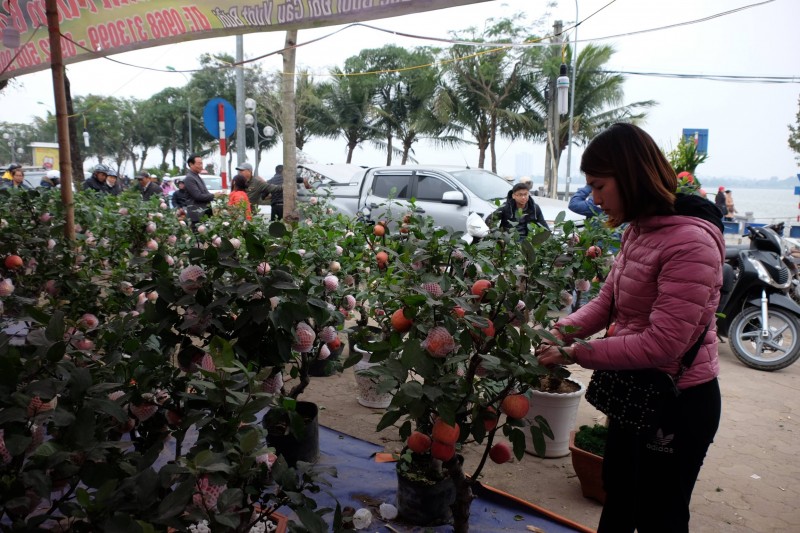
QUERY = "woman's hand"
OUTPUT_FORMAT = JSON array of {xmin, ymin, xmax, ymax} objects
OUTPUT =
[{"xmin": 537, "ymin": 344, "xmax": 575, "ymax": 368}]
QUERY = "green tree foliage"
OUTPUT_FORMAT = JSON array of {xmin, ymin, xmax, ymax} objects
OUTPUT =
[
  {"xmin": 0, "ymin": 122, "xmax": 39, "ymax": 166},
  {"xmin": 666, "ymin": 135, "xmax": 708, "ymax": 174},
  {"xmin": 789, "ymin": 94, "xmax": 800, "ymax": 163},
  {"xmin": 317, "ymin": 66, "xmax": 379, "ymax": 163},
  {"xmin": 439, "ymin": 15, "xmax": 546, "ymax": 172}
]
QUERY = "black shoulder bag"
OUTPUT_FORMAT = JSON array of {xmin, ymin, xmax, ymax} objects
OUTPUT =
[{"xmin": 584, "ymin": 296, "xmax": 710, "ymax": 434}]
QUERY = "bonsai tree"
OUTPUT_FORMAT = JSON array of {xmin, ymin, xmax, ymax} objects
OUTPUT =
[{"xmin": 361, "ymin": 207, "xmax": 607, "ymax": 532}]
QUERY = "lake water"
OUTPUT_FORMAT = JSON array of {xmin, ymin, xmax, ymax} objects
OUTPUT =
[{"xmin": 720, "ymin": 188, "xmax": 799, "ymax": 225}]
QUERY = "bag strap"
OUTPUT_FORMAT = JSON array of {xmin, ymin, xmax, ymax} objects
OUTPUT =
[{"xmin": 606, "ymin": 294, "xmax": 711, "ymax": 384}]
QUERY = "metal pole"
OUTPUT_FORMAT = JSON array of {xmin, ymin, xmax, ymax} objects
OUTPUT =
[
  {"xmin": 253, "ymin": 114, "xmax": 260, "ymax": 175},
  {"xmin": 235, "ymin": 35, "xmax": 246, "ymax": 169},
  {"xmin": 187, "ymin": 95, "xmax": 192, "ymax": 154},
  {"xmin": 565, "ymin": 1, "xmax": 579, "ymax": 198}
]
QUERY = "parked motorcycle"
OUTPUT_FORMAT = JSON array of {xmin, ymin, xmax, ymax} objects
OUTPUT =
[{"xmin": 718, "ymin": 223, "xmax": 800, "ymax": 370}]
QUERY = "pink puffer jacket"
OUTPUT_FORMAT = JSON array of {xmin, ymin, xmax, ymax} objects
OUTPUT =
[{"xmin": 556, "ymin": 214, "xmax": 724, "ymax": 389}]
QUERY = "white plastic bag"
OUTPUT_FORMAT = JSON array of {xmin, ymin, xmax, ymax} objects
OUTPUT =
[{"xmin": 462, "ymin": 212, "xmax": 490, "ymax": 243}]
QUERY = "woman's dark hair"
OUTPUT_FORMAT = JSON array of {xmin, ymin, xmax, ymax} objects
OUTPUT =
[
  {"xmin": 232, "ymin": 174, "xmax": 247, "ymax": 191},
  {"xmin": 580, "ymin": 123, "xmax": 676, "ymax": 226}
]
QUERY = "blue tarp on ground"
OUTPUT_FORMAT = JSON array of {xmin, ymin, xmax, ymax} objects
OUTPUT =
[{"xmin": 302, "ymin": 426, "xmax": 593, "ymax": 532}]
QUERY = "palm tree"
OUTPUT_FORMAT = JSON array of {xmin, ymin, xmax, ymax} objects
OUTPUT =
[
  {"xmin": 559, "ymin": 43, "xmax": 656, "ymax": 160},
  {"xmin": 440, "ymin": 17, "xmax": 546, "ymax": 172},
  {"xmin": 316, "ymin": 67, "xmax": 378, "ymax": 163}
]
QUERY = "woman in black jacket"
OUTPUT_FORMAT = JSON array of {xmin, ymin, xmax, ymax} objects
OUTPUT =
[{"xmin": 487, "ymin": 183, "xmax": 549, "ymax": 238}]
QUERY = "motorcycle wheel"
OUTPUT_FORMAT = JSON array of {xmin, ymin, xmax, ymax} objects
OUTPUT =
[{"xmin": 729, "ymin": 306, "xmax": 800, "ymax": 371}]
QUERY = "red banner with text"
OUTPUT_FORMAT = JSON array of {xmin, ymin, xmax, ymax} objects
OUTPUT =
[{"xmin": 0, "ymin": 0, "xmax": 486, "ymax": 81}]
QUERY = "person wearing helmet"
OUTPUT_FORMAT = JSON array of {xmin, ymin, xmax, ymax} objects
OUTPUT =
[
  {"xmin": 2, "ymin": 163, "xmax": 21, "ymax": 181},
  {"xmin": 106, "ymin": 168, "xmax": 121, "ymax": 196},
  {"xmin": 83, "ymin": 164, "xmax": 112, "ymax": 194},
  {"xmin": 40, "ymin": 169, "xmax": 61, "ymax": 189},
  {"xmin": 171, "ymin": 178, "xmax": 190, "ymax": 208}
]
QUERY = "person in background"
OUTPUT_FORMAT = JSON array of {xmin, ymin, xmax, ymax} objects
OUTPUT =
[
  {"xmin": 0, "ymin": 167, "xmax": 29, "ymax": 189},
  {"xmin": 228, "ymin": 174, "xmax": 252, "ymax": 220},
  {"xmin": 568, "ymin": 184, "xmax": 600, "ymax": 218},
  {"xmin": 537, "ymin": 123, "xmax": 723, "ymax": 533},
  {"xmin": 39, "ymin": 170, "xmax": 60, "ymax": 189},
  {"xmin": 714, "ymin": 186, "xmax": 727, "ymax": 218},
  {"xmin": 2, "ymin": 163, "xmax": 21, "ymax": 181},
  {"xmin": 136, "ymin": 170, "xmax": 161, "ymax": 200},
  {"xmin": 266, "ymin": 164, "xmax": 286, "ymax": 220},
  {"xmin": 83, "ymin": 164, "xmax": 112, "ymax": 194},
  {"xmin": 171, "ymin": 178, "xmax": 190, "ymax": 209},
  {"xmin": 724, "ymin": 190, "xmax": 736, "ymax": 222},
  {"xmin": 183, "ymin": 154, "xmax": 216, "ymax": 224},
  {"xmin": 518, "ymin": 176, "xmax": 533, "ymax": 188},
  {"xmin": 106, "ymin": 171, "xmax": 121, "ymax": 196},
  {"xmin": 160, "ymin": 175, "xmax": 176, "ymax": 195},
  {"xmin": 486, "ymin": 182, "xmax": 549, "ymax": 238}
]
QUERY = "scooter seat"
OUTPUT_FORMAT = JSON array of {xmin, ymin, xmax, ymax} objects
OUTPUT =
[{"xmin": 725, "ymin": 245, "xmax": 748, "ymax": 261}]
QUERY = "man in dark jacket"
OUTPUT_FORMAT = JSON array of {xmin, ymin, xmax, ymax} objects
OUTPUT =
[
  {"xmin": 136, "ymin": 170, "xmax": 162, "ymax": 200},
  {"xmin": 39, "ymin": 170, "xmax": 60, "ymax": 189},
  {"xmin": 83, "ymin": 164, "xmax": 112, "ymax": 194},
  {"xmin": 487, "ymin": 183, "xmax": 549, "ymax": 238},
  {"xmin": 183, "ymin": 154, "xmax": 215, "ymax": 223},
  {"xmin": 266, "ymin": 164, "xmax": 285, "ymax": 220}
]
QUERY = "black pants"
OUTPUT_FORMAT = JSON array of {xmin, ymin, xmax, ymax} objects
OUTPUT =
[
  {"xmin": 271, "ymin": 203, "xmax": 283, "ymax": 221},
  {"xmin": 598, "ymin": 378, "xmax": 721, "ymax": 533}
]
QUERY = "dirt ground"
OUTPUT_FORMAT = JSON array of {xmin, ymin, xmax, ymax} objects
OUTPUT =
[{"xmin": 298, "ymin": 335, "xmax": 800, "ymax": 533}]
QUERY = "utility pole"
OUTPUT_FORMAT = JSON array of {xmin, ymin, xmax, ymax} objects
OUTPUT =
[
  {"xmin": 235, "ymin": 35, "xmax": 246, "ymax": 172},
  {"xmin": 544, "ymin": 20, "xmax": 563, "ymax": 199},
  {"xmin": 281, "ymin": 30, "xmax": 298, "ymax": 220}
]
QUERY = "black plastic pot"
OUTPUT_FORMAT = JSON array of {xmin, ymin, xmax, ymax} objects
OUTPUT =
[
  {"xmin": 396, "ymin": 469, "xmax": 456, "ymax": 526},
  {"xmin": 263, "ymin": 401, "xmax": 320, "ymax": 466}
]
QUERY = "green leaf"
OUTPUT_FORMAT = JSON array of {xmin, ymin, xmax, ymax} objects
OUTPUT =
[
  {"xmin": 508, "ymin": 427, "xmax": 526, "ymax": 460},
  {"xmin": 376, "ymin": 409, "xmax": 403, "ymax": 432},
  {"xmin": 269, "ymin": 221, "xmax": 287, "ymax": 238},
  {"xmin": 87, "ymin": 398, "xmax": 128, "ymax": 423},
  {"xmin": 295, "ymin": 506, "xmax": 328, "ymax": 533},
  {"xmin": 157, "ymin": 479, "xmax": 195, "ymax": 520},
  {"xmin": 238, "ymin": 427, "xmax": 260, "ymax": 453},
  {"xmin": 45, "ymin": 310, "xmax": 65, "ymax": 342}
]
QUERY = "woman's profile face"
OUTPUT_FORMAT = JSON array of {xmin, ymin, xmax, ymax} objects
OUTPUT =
[
  {"xmin": 586, "ymin": 175, "xmax": 621, "ymax": 220},
  {"xmin": 12, "ymin": 170, "xmax": 24, "ymax": 185}
]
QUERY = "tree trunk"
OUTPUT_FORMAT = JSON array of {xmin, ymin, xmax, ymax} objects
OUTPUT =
[
  {"xmin": 346, "ymin": 141, "xmax": 356, "ymax": 164},
  {"xmin": 445, "ymin": 456, "xmax": 473, "ymax": 533},
  {"xmin": 64, "ymin": 76, "xmax": 84, "ymax": 188},
  {"xmin": 489, "ymin": 114, "xmax": 498, "ymax": 173},
  {"xmin": 281, "ymin": 29, "xmax": 299, "ymax": 220},
  {"xmin": 386, "ymin": 133, "xmax": 392, "ymax": 165}
]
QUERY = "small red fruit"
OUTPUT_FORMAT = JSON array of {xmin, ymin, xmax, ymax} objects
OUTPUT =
[
  {"xmin": 391, "ymin": 308, "xmax": 413, "ymax": 332},
  {"xmin": 482, "ymin": 406, "xmax": 498, "ymax": 432},
  {"xmin": 586, "ymin": 245, "xmax": 602, "ymax": 258},
  {"xmin": 376, "ymin": 251, "xmax": 389, "ymax": 268},
  {"xmin": 481, "ymin": 319, "xmax": 495, "ymax": 338},
  {"xmin": 432, "ymin": 419, "xmax": 460, "ymax": 445},
  {"xmin": 452, "ymin": 306, "xmax": 466, "ymax": 318},
  {"xmin": 500, "ymin": 394, "xmax": 529, "ymax": 420},
  {"xmin": 471, "ymin": 279, "xmax": 492, "ymax": 301},
  {"xmin": 327, "ymin": 337, "xmax": 342, "ymax": 351},
  {"xmin": 422, "ymin": 326, "xmax": 455, "ymax": 357},
  {"xmin": 407, "ymin": 431, "xmax": 432, "ymax": 454},
  {"xmin": 373, "ymin": 224, "xmax": 386, "ymax": 237},
  {"xmin": 4, "ymin": 255, "xmax": 23, "ymax": 270},
  {"xmin": 489, "ymin": 441, "xmax": 513, "ymax": 464},
  {"xmin": 430, "ymin": 440, "xmax": 456, "ymax": 461}
]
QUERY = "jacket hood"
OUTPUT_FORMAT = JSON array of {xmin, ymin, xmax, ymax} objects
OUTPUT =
[{"xmin": 673, "ymin": 193, "xmax": 725, "ymax": 234}]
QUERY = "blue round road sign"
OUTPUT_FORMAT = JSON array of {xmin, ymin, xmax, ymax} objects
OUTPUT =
[{"xmin": 202, "ymin": 98, "xmax": 237, "ymax": 138}]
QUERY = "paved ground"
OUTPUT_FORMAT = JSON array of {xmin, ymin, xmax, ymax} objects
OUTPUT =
[{"xmin": 299, "ymin": 337, "xmax": 800, "ymax": 532}]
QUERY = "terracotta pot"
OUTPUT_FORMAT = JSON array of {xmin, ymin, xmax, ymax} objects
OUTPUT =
[{"xmin": 569, "ymin": 431, "xmax": 606, "ymax": 504}]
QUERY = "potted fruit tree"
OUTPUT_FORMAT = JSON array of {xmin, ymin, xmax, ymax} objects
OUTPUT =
[{"xmin": 362, "ymin": 204, "xmax": 605, "ymax": 532}]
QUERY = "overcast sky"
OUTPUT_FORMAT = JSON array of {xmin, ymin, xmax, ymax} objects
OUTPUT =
[{"xmin": 1, "ymin": 0, "xmax": 798, "ymax": 183}]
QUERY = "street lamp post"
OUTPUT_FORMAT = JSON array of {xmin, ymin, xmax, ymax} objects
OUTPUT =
[
  {"xmin": 166, "ymin": 66, "xmax": 192, "ymax": 154},
  {"xmin": 2, "ymin": 132, "xmax": 23, "ymax": 164},
  {"xmin": 564, "ymin": 0, "xmax": 579, "ymax": 198},
  {"xmin": 244, "ymin": 98, "xmax": 276, "ymax": 176}
]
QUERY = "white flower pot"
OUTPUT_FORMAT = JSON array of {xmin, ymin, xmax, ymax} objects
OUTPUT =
[
  {"xmin": 353, "ymin": 345, "xmax": 392, "ymax": 409},
  {"xmin": 525, "ymin": 378, "xmax": 585, "ymax": 458}
]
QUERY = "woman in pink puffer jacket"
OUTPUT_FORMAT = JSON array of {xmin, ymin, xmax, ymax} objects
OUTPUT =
[{"xmin": 538, "ymin": 123, "xmax": 724, "ymax": 533}]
